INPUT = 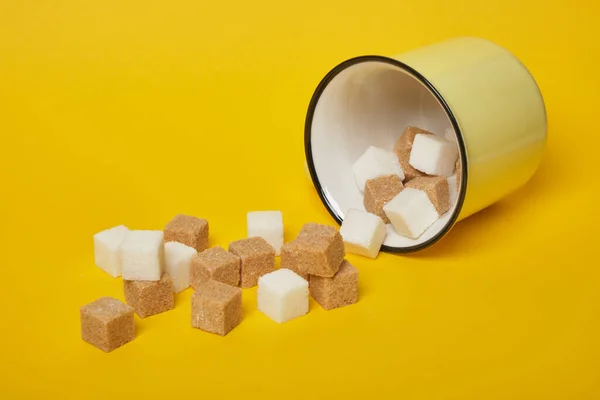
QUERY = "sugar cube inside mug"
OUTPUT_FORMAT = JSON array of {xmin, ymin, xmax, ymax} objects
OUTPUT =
[
  {"xmin": 352, "ymin": 146, "xmax": 405, "ymax": 192},
  {"xmin": 409, "ymin": 134, "xmax": 458, "ymax": 177},
  {"xmin": 383, "ymin": 188, "xmax": 440, "ymax": 239}
]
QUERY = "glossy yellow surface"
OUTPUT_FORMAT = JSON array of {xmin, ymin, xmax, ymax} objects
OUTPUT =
[
  {"xmin": 1, "ymin": 1, "xmax": 599, "ymax": 399},
  {"xmin": 397, "ymin": 37, "xmax": 547, "ymax": 221}
]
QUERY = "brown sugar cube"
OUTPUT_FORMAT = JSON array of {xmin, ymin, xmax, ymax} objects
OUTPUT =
[
  {"xmin": 80, "ymin": 297, "xmax": 135, "ymax": 352},
  {"xmin": 190, "ymin": 246, "xmax": 240, "ymax": 289},
  {"xmin": 309, "ymin": 260, "xmax": 358, "ymax": 310},
  {"xmin": 280, "ymin": 242, "xmax": 309, "ymax": 280},
  {"xmin": 290, "ymin": 223, "xmax": 345, "ymax": 278},
  {"xmin": 393, "ymin": 126, "xmax": 434, "ymax": 181},
  {"xmin": 191, "ymin": 280, "xmax": 242, "ymax": 336},
  {"xmin": 363, "ymin": 175, "xmax": 404, "ymax": 223},
  {"xmin": 405, "ymin": 176, "xmax": 450, "ymax": 215},
  {"xmin": 398, "ymin": 151, "xmax": 429, "ymax": 181},
  {"xmin": 164, "ymin": 214, "xmax": 209, "ymax": 252},
  {"xmin": 123, "ymin": 274, "xmax": 175, "ymax": 318},
  {"xmin": 228, "ymin": 237, "xmax": 275, "ymax": 288}
]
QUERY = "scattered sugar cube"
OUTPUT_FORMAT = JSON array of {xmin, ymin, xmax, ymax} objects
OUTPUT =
[
  {"xmin": 340, "ymin": 209, "xmax": 386, "ymax": 259},
  {"xmin": 280, "ymin": 242, "xmax": 309, "ymax": 280},
  {"xmin": 164, "ymin": 214, "xmax": 209, "ymax": 252},
  {"xmin": 409, "ymin": 134, "xmax": 458, "ymax": 177},
  {"xmin": 363, "ymin": 175, "xmax": 404, "ymax": 223},
  {"xmin": 310, "ymin": 260, "xmax": 358, "ymax": 311},
  {"xmin": 247, "ymin": 211, "xmax": 284, "ymax": 256},
  {"xmin": 383, "ymin": 188, "xmax": 439, "ymax": 239},
  {"xmin": 228, "ymin": 237, "xmax": 276, "ymax": 288},
  {"xmin": 190, "ymin": 246, "xmax": 241, "ymax": 289},
  {"xmin": 192, "ymin": 280, "xmax": 242, "ymax": 336},
  {"xmin": 123, "ymin": 274, "xmax": 174, "ymax": 318},
  {"xmin": 164, "ymin": 241, "xmax": 197, "ymax": 293},
  {"xmin": 447, "ymin": 175, "xmax": 459, "ymax": 206},
  {"xmin": 120, "ymin": 230, "xmax": 165, "ymax": 281},
  {"xmin": 393, "ymin": 126, "xmax": 434, "ymax": 181},
  {"xmin": 257, "ymin": 269, "xmax": 309, "ymax": 323},
  {"xmin": 80, "ymin": 297, "xmax": 134, "ymax": 352},
  {"xmin": 352, "ymin": 146, "xmax": 405, "ymax": 192},
  {"xmin": 93, "ymin": 225, "xmax": 130, "ymax": 277},
  {"xmin": 287, "ymin": 223, "xmax": 345, "ymax": 278},
  {"xmin": 405, "ymin": 176, "xmax": 450, "ymax": 215}
]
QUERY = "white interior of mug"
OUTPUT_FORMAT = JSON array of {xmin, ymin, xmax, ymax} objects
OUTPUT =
[{"xmin": 308, "ymin": 59, "xmax": 462, "ymax": 250}]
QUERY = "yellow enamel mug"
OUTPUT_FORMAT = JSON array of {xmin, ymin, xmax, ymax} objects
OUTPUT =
[{"xmin": 304, "ymin": 37, "xmax": 547, "ymax": 252}]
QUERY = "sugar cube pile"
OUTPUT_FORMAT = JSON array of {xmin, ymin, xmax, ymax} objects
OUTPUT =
[
  {"xmin": 84, "ymin": 214, "xmax": 360, "ymax": 352},
  {"xmin": 80, "ymin": 125, "xmax": 460, "ymax": 353},
  {"xmin": 351, "ymin": 126, "xmax": 461, "ymax": 245}
]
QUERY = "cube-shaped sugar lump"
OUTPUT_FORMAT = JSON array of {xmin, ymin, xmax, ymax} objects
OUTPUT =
[
  {"xmin": 80, "ymin": 297, "xmax": 134, "ymax": 352},
  {"xmin": 352, "ymin": 146, "xmax": 405, "ymax": 192},
  {"xmin": 120, "ymin": 230, "xmax": 165, "ymax": 281},
  {"xmin": 383, "ymin": 188, "xmax": 439, "ymax": 239},
  {"xmin": 310, "ymin": 260, "xmax": 359, "ymax": 311},
  {"xmin": 190, "ymin": 246, "xmax": 241, "ymax": 289},
  {"xmin": 340, "ymin": 209, "xmax": 386, "ymax": 259},
  {"xmin": 447, "ymin": 175, "xmax": 459, "ymax": 206},
  {"xmin": 247, "ymin": 211, "xmax": 284, "ymax": 256},
  {"xmin": 280, "ymin": 242, "xmax": 309, "ymax": 280},
  {"xmin": 409, "ymin": 134, "xmax": 458, "ymax": 177},
  {"xmin": 363, "ymin": 175, "xmax": 404, "ymax": 223},
  {"xmin": 289, "ymin": 223, "xmax": 345, "ymax": 278},
  {"xmin": 93, "ymin": 225, "xmax": 130, "ymax": 277},
  {"xmin": 164, "ymin": 214, "xmax": 209, "ymax": 252},
  {"xmin": 123, "ymin": 274, "xmax": 175, "ymax": 318},
  {"xmin": 191, "ymin": 280, "xmax": 242, "ymax": 336},
  {"xmin": 257, "ymin": 269, "xmax": 309, "ymax": 323},
  {"xmin": 393, "ymin": 126, "xmax": 434, "ymax": 181},
  {"xmin": 405, "ymin": 176, "xmax": 450, "ymax": 215},
  {"xmin": 228, "ymin": 237, "xmax": 275, "ymax": 288},
  {"xmin": 164, "ymin": 241, "xmax": 197, "ymax": 293}
]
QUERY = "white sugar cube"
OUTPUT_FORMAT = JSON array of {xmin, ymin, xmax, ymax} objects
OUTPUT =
[
  {"xmin": 93, "ymin": 225, "xmax": 130, "ymax": 277},
  {"xmin": 409, "ymin": 134, "xmax": 458, "ymax": 177},
  {"xmin": 383, "ymin": 188, "xmax": 439, "ymax": 239},
  {"xmin": 247, "ymin": 211, "xmax": 284, "ymax": 256},
  {"xmin": 340, "ymin": 209, "xmax": 386, "ymax": 259},
  {"xmin": 164, "ymin": 241, "xmax": 197, "ymax": 293},
  {"xmin": 352, "ymin": 146, "xmax": 405, "ymax": 192},
  {"xmin": 257, "ymin": 269, "xmax": 309, "ymax": 323},
  {"xmin": 120, "ymin": 230, "xmax": 165, "ymax": 281},
  {"xmin": 447, "ymin": 175, "xmax": 459, "ymax": 207}
]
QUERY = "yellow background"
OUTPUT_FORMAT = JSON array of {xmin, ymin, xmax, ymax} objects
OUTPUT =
[{"xmin": 1, "ymin": 0, "xmax": 599, "ymax": 398}]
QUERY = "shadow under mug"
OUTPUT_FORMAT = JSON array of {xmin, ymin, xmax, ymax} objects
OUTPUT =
[{"xmin": 304, "ymin": 36, "xmax": 547, "ymax": 253}]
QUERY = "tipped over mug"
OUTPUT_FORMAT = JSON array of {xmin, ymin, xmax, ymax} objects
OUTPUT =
[{"xmin": 304, "ymin": 37, "xmax": 547, "ymax": 252}]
